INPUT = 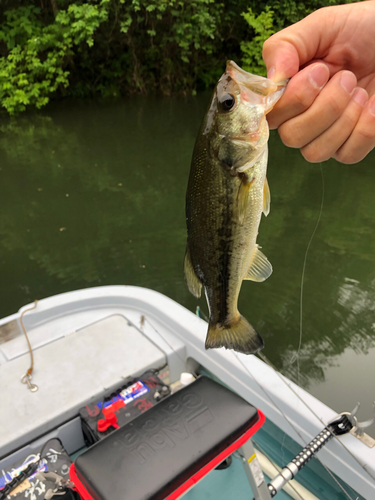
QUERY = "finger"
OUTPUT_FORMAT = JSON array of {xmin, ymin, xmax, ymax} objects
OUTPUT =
[
  {"xmin": 301, "ymin": 87, "xmax": 368, "ymax": 163},
  {"xmin": 263, "ymin": 7, "xmax": 343, "ymax": 81},
  {"xmin": 264, "ymin": 38, "xmax": 300, "ymax": 81},
  {"xmin": 278, "ymin": 70, "xmax": 357, "ymax": 149},
  {"xmin": 267, "ymin": 63, "xmax": 330, "ymax": 130},
  {"xmin": 334, "ymin": 95, "xmax": 375, "ymax": 164}
]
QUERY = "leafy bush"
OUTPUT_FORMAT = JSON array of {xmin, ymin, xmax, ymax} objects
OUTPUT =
[
  {"xmin": 0, "ymin": 2, "xmax": 109, "ymax": 114},
  {"xmin": 240, "ymin": 0, "xmax": 359, "ymax": 75},
  {"xmin": 241, "ymin": 7, "xmax": 275, "ymax": 75}
]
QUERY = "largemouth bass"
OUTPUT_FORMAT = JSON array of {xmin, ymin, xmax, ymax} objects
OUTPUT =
[{"xmin": 184, "ymin": 61, "xmax": 287, "ymax": 355}]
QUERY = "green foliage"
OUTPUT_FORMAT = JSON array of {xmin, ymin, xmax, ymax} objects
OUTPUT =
[
  {"xmin": 253, "ymin": 0, "xmax": 359, "ymax": 31},
  {"xmin": 0, "ymin": 1, "xmax": 109, "ymax": 115},
  {"xmin": 0, "ymin": 0, "xmax": 359, "ymax": 114},
  {"xmin": 241, "ymin": 7, "xmax": 275, "ymax": 76},
  {"xmin": 111, "ymin": 0, "xmax": 224, "ymax": 93},
  {"xmin": 239, "ymin": 0, "xmax": 359, "ymax": 75}
]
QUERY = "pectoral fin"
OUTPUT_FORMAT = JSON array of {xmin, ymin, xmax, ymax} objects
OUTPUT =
[
  {"xmin": 238, "ymin": 174, "xmax": 255, "ymax": 224},
  {"xmin": 263, "ymin": 177, "xmax": 271, "ymax": 217},
  {"xmin": 244, "ymin": 245, "xmax": 272, "ymax": 282},
  {"xmin": 184, "ymin": 246, "xmax": 202, "ymax": 298}
]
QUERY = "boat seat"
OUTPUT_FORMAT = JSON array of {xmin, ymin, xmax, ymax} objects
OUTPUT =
[{"xmin": 70, "ymin": 376, "xmax": 265, "ymax": 500}]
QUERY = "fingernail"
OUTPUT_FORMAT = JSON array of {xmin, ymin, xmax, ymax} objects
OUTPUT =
[
  {"xmin": 340, "ymin": 71, "xmax": 356, "ymax": 94},
  {"xmin": 267, "ymin": 66, "xmax": 275, "ymax": 80},
  {"xmin": 309, "ymin": 64, "xmax": 329, "ymax": 90},
  {"xmin": 352, "ymin": 87, "xmax": 367, "ymax": 107}
]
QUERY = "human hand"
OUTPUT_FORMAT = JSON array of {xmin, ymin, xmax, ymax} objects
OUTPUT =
[{"xmin": 263, "ymin": 2, "xmax": 375, "ymax": 164}]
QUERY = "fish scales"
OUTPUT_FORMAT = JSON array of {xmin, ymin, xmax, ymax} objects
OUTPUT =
[
  {"xmin": 184, "ymin": 61, "xmax": 287, "ymax": 355},
  {"xmin": 188, "ymin": 138, "xmax": 266, "ymax": 322}
]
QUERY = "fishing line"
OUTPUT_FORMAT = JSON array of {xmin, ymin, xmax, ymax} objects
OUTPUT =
[
  {"xmin": 232, "ymin": 351, "xmax": 356, "ymax": 500},
  {"xmin": 258, "ymin": 351, "xmax": 375, "ymax": 488},
  {"xmin": 251, "ymin": 440, "xmax": 305, "ymax": 500},
  {"xmin": 140, "ymin": 312, "xmax": 362, "ymax": 497},
  {"xmin": 140, "ymin": 315, "xmax": 188, "ymax": 369},
  {"xmin": 195, "ymin": 306, "xmax": 209, "ymax": 322},
  {"xmin": 139, "ymin": 301, "xmax": 371, "ymax": 493},
  {"xmin": 297, "ymin": 163, "xmax": 325, "ymax": 387},
  {"xmin": 233, "ymin": 351, "xmax": 308, "ymax": 443},
  {"xmin": 282, "ymin": 163, "xmax": 375, "ymax": 486}
]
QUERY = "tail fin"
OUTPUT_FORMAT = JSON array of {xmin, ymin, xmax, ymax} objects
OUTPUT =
[{"xmin": 205, "ymin": 315, "xmax": 264, "ymax": 355}]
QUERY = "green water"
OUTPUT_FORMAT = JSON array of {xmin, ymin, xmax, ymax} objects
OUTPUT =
[{"xmin": 1, "ymin": 94, "xmax": 374, "ymax": 435}]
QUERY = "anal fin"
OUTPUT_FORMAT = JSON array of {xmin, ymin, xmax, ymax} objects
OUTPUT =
[
  {"xmin": 184, "ymin": 246, "xmax": 202, "ymax": 298},
  {"xmin": 244, "ymin": 244, "xmax": 272, "ymax": 282}
]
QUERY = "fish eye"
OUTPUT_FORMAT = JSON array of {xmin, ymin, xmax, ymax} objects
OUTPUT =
[{"xmin": 219, "ymin": 93, "xmax": 236, "ymax": 112}]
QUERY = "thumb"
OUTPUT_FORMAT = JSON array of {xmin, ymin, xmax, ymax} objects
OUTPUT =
[
  {"xmin": 263, "ymin": 38, "xmax": 300, "ymax": 81},
  {"xmin": 262, "ymin": 8, "xmax": 341, "ymax": 82}
]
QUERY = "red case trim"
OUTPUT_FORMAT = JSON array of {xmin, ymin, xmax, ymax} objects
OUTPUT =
[
  {"xmin": 70, "ymin": 463, "xmax": 94, "ymax": 500},
  {"xmin": 70, "ymin": 410, "xmax": 265, "ymax": 500}
]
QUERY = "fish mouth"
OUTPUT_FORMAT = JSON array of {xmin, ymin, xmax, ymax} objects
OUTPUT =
[{"xmin": 226, "ymin": 60, "xmax": 288, "ymax": 96}]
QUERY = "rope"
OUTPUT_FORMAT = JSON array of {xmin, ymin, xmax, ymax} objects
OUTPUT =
[{"xmin": 20, "ymin": 300, "xmax": 38, "ymax": 377}]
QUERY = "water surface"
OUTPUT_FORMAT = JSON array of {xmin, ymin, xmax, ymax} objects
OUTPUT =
[{"xmin": 1, "ymin": 94, "xmax": 374, "ymax": 435}]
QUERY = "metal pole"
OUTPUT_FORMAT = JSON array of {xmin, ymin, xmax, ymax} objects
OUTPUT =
[
  {"xmin": 238, "ymin": 439, "xmax": 272, "ymax": 500},
  {"xmin": 266, "ymin": 413, "xmax": 354, "ymax": 498}
]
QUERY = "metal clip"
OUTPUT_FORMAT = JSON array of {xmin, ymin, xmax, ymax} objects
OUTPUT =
[
  {"xmin": 35, "ymin": 472, "xmax": 75, "ymax": 500},
  {"xmin": 350, "ymin": 402, "xmax": 375, "ymax": 436},
  {"xmin": 327, "ymin": 412, "xmax": 353, "ymax": 436},
  {"xmin": 21, "ymin": 373, "xmax": 38, "ymax": 392},
  {"xmin": 339, "ymin": 402, "xmax": 375, "ymax": 448}
]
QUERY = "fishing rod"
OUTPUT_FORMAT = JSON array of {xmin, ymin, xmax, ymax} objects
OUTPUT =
[{"xmin": 249, "ymin": 404, "xmax": 375, "ymax": 500}]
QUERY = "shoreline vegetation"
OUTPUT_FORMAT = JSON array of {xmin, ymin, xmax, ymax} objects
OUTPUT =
[{"xmin": 0, "ymin": 0, "xmax": 355, "ymax": 115}]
